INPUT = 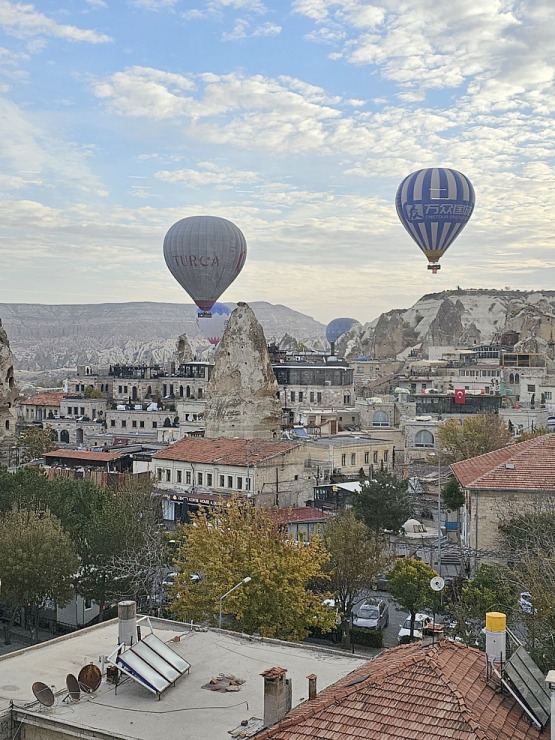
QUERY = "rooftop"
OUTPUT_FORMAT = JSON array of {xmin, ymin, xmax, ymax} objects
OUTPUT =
[
  {"xmin": 256, "ymin": 640, "xmax": 544, "ymax": 740},
  {"xmin": 267, "ymin": 507, "xmax": 332, "ymax": 525},
  {"xmin": 451, "ymin": 434, "xmax": 555, "ymax": 491},
  {"xmin": 44, "ymin": 449, "xmax": 125, "ymax": 463},
  {"xmin": 21, "ymin": 391, "xmax": 66, "ymax": 406},
  {"xmin": 153, "ymin": 437, "xmax": 299, "ymax": 465},
  {"xmin": 308, "ymin": 435, "xmax": 389, "ymax": 448},
  {"xmin": 2, "ymin": 618, "xmax": 366, "ymax": 740}
]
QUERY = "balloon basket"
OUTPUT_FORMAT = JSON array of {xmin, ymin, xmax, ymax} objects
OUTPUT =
[
  {"xmin": 427, "ymin": 265, "xmax": 441, "ymax": 274},
  {"xmin": 198, "ymin": 311, "xmax": 212, "ymax": 318}
]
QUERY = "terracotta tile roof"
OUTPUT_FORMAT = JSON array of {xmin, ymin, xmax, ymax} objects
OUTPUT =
[
  {"xmin": 451, "ymin": 434, "xmax": 555, "ymax": 491},
  {"xmin": 256, "ymin": 641, "xmax": 543, "ymax": 740},
  {"xmin": 266, "ymin": 507, "xmax": 332, "ymax": 525},
  {"xmin": 153, "ymin": 437, "xmax": 299, "ymax": 466},
  {"xmin": 21, "ymin": 391, "xmax": 65, "ymax": 406},
  {"xmin": 44, "ymin": 449, "xmax": 124, "ymax": 463}
]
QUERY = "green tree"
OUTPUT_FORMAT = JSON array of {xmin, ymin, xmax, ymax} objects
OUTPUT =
[
  {"xmin": 0, "ymin": 509, "xmax": 79, "ymax": 643},
  {"xmin": 323, "ymin": 510, "xmax": 388, "ymax": 649},
  {"xmin": 441, "ymin": 477, "xmax": 465, "ymax": 512},
  {"xmin": 351, "ymin": 470, "xmax": 412, "ymax": 537},
  {"xmin": 16, "ymin": 426, "xmax": 56, "ymax": 462},
  {"xmin": 170, "ymin": 497, "xmax": 336, "ymax": 641},
  {"xmin": 438, "ymin": 414, "xmax": 512, "ymax": 462},
  {"xmin": 388, "ymin": 558, "xmax": 438, "ymax": 639},
  {"xmin": 84, "ymin": 385, "xmax": 103, "ymax": 399}
]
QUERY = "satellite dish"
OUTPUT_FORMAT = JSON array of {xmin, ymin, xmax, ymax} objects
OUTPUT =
[
  {"xmin": 32, "ymin": 681, "xmax": 55, "ymax": 707},
  {"xmin": 66, "ymin": 674, "xmax": 81, "ymax": 702},
  {"xmin": 430, "ymin": 576, "xmax": 445, "ymax": 592},
  {"xmin": 78, "ymin": 664, "xmax": 102, "ymax": 693}
]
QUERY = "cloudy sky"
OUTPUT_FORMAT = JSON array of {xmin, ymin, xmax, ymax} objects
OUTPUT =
[{"xmin": 0, "ymin": 0, "xmax": 554, "ymax": 325}]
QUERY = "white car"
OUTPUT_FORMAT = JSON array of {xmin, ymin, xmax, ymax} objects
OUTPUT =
[
  {"xmin": 398, "ymin": 613, "xmax": 434, "ymax": 641},
  {"xmin": 519, "ymin": 592, "xmax": 536, "ymax": 614}
]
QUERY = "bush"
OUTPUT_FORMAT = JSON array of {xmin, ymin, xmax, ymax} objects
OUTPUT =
[
  {"xmin": 350, "ymin": 627, "xmax": 383, "ymax": 648},
  {"xmin": 398, "ymin": 635, "xmax": 418, "ymax": 645}
]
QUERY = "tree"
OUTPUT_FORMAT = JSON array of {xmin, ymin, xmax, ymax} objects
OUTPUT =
[
  {"xmin": 441, "ymin": 477, "xmax": 465, "ymax": 512},
  {"xmin": 16, "ymin": 426, "xmax": 56, "ymax": 462},
  {"xmin": 170, "ymin": 497, "xmax": 336, "ymax": 641},
  {"xmin": 437, "ymin": 414, "xmax": 512, "ymax": 462},
  {"xmin": 0, "ymin": 509, "xmax": 79, "ymax": 643},
  {"xmin": 84, "ymin": 385, "xmax": 102, "ymax": 399},
  {"xmin": 323, "ymin": 510, "xmax": 388, "ymax": 649},
  {"xmin": 351, "ymin": 470, "xmax": 412, "ymax": 537},
  {"xmin": 388, "ymin": 558, "xmax": 438, "ymax": 639}
]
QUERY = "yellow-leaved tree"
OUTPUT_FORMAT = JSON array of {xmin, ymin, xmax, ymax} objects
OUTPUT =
[{"xmin": 169, "ymin": 497, "xmax": 336, "ymax": 641}]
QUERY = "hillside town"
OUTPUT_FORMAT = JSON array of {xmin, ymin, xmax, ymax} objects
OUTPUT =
[{"xmin": 2, "ymin": 295, "xmax": 555, "ymax": 738}]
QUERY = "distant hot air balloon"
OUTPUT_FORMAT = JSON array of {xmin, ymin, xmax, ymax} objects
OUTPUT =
[
  {"xmin": 326, "ymin": 317, "xmax": 358, "ymax": 356},
  {"xmin": 163, "ymin": 215, "xmax": 247, "ymax": 314},
  {"xmin": 196, "ymin": 302, "xmax": 231, "ymax": 347},
  {"xmin": 395, "ymin": 168, "xmax": 475, "ymax": 274}
]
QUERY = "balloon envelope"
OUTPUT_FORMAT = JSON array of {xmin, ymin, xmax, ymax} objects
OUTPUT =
[
  {"xmin": 163, "ymin": 215, "xmax": 247, "ymax": 312},
  {"xmin": 196, "ymin": 302, "xmax": 231, "ymax": 346},
  {"xmin": 395, "ymin": 168, "xmax": 475, "ymax": 268},
  {"xmin": 326, "ymin": 317, "xmax": 358, "ymax": 344}
]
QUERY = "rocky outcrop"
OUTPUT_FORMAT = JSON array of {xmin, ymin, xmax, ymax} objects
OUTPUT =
[
  {"xmin": 0, "ymin": 320, "xmax": 17, "ymax": 466},
  {"xmin": 175, "ymin": 333, "xmax": 193, "ymax": 364},
  {"xmin": 204, "ymin": 303, "xmax": 282, "ymax": 440}
]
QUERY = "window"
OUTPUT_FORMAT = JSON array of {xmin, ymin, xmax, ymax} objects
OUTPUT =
[
  {"xmin": 299, "ymin": 392, "xmax": 304, "ymax": 403},
  {"xmin": 246, "ymin": 477, "xmax": 251, "ymax": 492},
  {"xmin": 373, "ymin": 411, "xmax": 390, "ymax": 427},
  {"xmin": 545, "ymin": 391, "xmax": 552, "ymax": 400},
  {"xmin": 110, "ymin": 420, "xmax": 115, "ymax": 427},
  {"xmin": 364, "ymin": 451, "xmax": 369, "ymax": 464},
  {"xmin": 310, "ymin": 392, "xmax": 315, "ymax": 403},
  {"xmin": 207, "ymin": 473, "xmax": 213, "ymax": 486},
  {"xmin": 124, "ymin": 385, "xmax": 128, "ymax": 394},
  {"xmin": 415, "ymin": 430, "xmax": 435, "ymax": 448},
  {"xmin": 228, "ymin": 476, "xmax": 233, "ymax": 488},
  {"xmin": 157, "ymin": 468, "xmax": 162, "ymax": 481},
  {"xmin": 118, "ymin": 385, "xmax": 123, "ymax": 394},
  {"xmin": 186, "ymin": 471, "xmax": 191, "ymax": 484},
  {"xmin": 350, "ymin": 453, "xmax": 356, "ymax": 466},
  {"xmin": 177, "ymin": 470, "xmax": 182, "ymax": 483},
  {"xmin": 197, "ymin": 472, "xmax": 203, "ymax": 485},
  {"xmin": 527, "ymin": 384, "xmax": 536, "ymax": 393},
  {"xmin": 140, "ymin": 420, "xmax": 145, "ymax": 428},
  {"xmin": 317, "ymin": 392, "xmax": 322, "ymax": 404},
  {"xmin": 341, "ymin": 454, "xmax": 346, "ymax": 466},
  {"xmin": 84, "ymin": 598, "xmax": 92, "ymax": 610},
  {"xmin": 237, "ymin": 477, "xmax": 243, "ymax": 490},
  {"xmin": 290, "ymin": 391, "xmax": 296, "ymax": 402},
  {"xmin": 373, "ymin": 451, "xmax": 378, "ymax": 463},
  {"xmin": 165, "ymin": 469, "xmax": 171, "ymax": 482},
  {"xmin": 384, "ymin": 450, "xmax": 389, "ymax": 462},
  {"xmin": 132, "ymin": 420, "xmax": 137, "ymax": 428},
  {"xmin": 121, "ymin": 420, "xmax": 127, "ymax": 428},
  {"xmin": 219, "ymin": 475, "xmax": 225, "ymax": 487},
  {"xmin": 152, "ymin": 421, "xmax": 158, "ymax": 429},
  {"xmin": 344, "ymin": 394, "xmax": 351, "ymax": 404}
]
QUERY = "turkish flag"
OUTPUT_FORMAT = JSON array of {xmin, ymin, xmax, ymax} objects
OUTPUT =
[{"xmin": 454, "ymin": 389, "xmax": 466, "ymax": 405}]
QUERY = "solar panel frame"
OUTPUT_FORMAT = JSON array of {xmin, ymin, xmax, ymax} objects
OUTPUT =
[
  {"xmin": 143, "ymin": 633, "xmax": 191, "ymax": 674},
  {"xmin": 503, "ymin": 646, "xmax": 551, "ymax": 728},
  {"xmin": 133, "ymin": 640, "xmax": 181, "ymax": 683}
]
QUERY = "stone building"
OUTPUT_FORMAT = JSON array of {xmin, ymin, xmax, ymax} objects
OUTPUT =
[
  {"xmin": 0, "ymin": 320, "xmax": 17, "ymax": 465},
  {"xmin": 204, "ymin": 303, "xmax": 282, "ymax": 440}
]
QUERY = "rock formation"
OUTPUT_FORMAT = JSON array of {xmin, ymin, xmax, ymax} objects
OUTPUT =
[
  {"xmin": 0, "ymin": 319, "xmax": 18, "ymax": 466},
  {"xmin": 204, "ymin": 303, "xmax": 282, "ymax": 440},
  {"xmin": 175, "ymin": 333, "xmax": 193, "ymax": 364}
]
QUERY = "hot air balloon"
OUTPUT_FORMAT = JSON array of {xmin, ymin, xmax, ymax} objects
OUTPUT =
[
  {"xmin": 196, "ymin": 302, "xmax": 231, "ymax": 347},
  {"xmin": 326, "ymin": 317, "xmax": 358, "ymax": 356},
  {"xmin": 163, "ymin": 215, "xmax": 247, "ymax": 314},
  {"xmin": 395, "ymin": 168, "xmax": 475, "ymax": 274}
]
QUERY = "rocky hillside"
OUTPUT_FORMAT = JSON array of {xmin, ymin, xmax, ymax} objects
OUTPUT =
[
  {"xmin": 0, "ymin": 301, "xmax": 326, "ymax": 371},
  {"xmin": 338, "ymin": 289, "xmax": 555, "ymax": 360}
]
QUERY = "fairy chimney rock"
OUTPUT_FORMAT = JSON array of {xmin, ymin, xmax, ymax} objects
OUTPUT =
[
  {"xmin": 0, "ymin": 319, "xmax": 18, "ymax": 466},
  {"xmin": 204, "ymin": 303, "xmax": 281, "ymax": 439},
  {"xmin": 175, "ymin": 332, "xmax": 193, "ymax": 364}
]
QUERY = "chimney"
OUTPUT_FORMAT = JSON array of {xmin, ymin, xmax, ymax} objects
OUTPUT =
[
  {"xmin": 306, "ymin": 673, "xmax": 317, "ymax": 700},
  {"xmin": 485, "ymin": 611, "xmax": 506, "ymax": 669},
  {"xmin": 118, "ymin": 600, "xmax": 137, "ymax": 647},
  {"xmin": 261, "ymin": 667, "xmax": 292, "ymax": 727}
]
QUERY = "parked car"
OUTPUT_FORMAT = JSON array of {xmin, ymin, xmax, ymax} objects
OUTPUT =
[
  {"xmin": 371, "ymin": 574, "xmax": 390, "ymax": 591},
  {"xmin": 353, "ymin": 600, "xmax": 389, "ymax": 630},
  {"xmin": 398, "ymin": 613, "xmax": 435, "ymax": 641},
  {"xmin": 518, "ymin": 592, "xmax": 536, "ymax": 614}
]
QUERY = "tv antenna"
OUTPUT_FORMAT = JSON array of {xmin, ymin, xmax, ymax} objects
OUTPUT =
[
  {"xmin": 32, "ymin": 682, "xmax": 55, "ymax": 708},
  {"xmin": 78, "ymin": 664, "xmax": 102, "ymax": 693}
]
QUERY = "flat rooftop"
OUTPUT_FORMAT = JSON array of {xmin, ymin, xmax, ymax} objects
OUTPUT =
[{"xmin": 1, "ymin": 617, "xmax": 367, "ymax": 740}]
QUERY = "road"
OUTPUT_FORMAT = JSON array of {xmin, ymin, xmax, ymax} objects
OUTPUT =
[{"xmin": 353, "ymin": 589, "xmax": 407, "ymax": 648}]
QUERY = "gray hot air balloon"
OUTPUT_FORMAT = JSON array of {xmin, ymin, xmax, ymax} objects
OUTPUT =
[{"xmin": 163, "ymin": 215, "xmax": 247, "ymax": 313}]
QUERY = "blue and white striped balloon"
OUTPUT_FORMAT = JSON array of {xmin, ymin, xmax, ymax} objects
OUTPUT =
[{"xmin": 395, "ymin": 168, "xmax": 475, "ymax": 273}]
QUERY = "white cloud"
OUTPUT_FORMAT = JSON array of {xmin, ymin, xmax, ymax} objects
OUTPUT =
[
  {"xmin": 155, "ymin": 162, "xmax": 260, "ymax": 187},
  {"xmin": 0, "ymin": 1, "xmax": 112, "ymax": 43}
]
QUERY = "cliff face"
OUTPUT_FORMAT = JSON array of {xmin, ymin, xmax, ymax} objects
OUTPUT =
[
  {"xmin": 204, "ymin": 303, "xmax": 282, "ymax": 440},
  {"xmin": 0, "ymin": 320, "xmax": 17, "ymax": 466},
  {"xmin": 340, "ymin": 289, "xmax": 555, "ymax": 360}
]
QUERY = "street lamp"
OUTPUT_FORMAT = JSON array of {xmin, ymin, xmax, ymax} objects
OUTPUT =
[{"xmin": 218, "ymin": 576, "xmax": 252, "ymax": 629}]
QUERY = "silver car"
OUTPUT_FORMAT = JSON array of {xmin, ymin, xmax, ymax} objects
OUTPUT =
[{"xmin": 352, "ymin": 600, "xmax": 389, "ymax": 630}]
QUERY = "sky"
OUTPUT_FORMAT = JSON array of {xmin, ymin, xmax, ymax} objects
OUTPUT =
[{"xmin": 0, "ymin": 0, "xmax": 554, "ymax": 325}]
